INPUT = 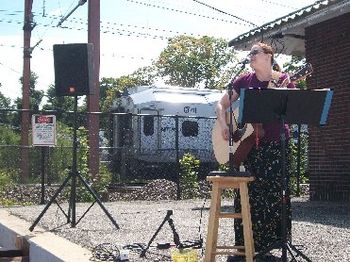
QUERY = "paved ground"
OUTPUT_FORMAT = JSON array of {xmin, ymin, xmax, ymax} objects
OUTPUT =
[{"xmin": 2, "ymin": 196, "xmax": 350, "ymax": 261}]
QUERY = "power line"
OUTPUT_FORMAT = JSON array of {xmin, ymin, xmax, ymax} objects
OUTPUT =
[
  {"xmin": 0, "ymin": 17, "xmax": 222, "ymax": 42},
  {"xmin": 124, "ymin": 0, "xmax": 255, "ymax": 28},
  {"xmin": 260, "ymin": 0, "xmax": 304, "ymax": 10},
  {"xmin": 0, "ymin": 61, "xmax": 21, "ymax": 74},
  {"xmin": 0, "ymin": 43, "xmax": 157, "ymax": 62},
  {"xmin": 191, "ymin": 0, "xmax": 258, "ymax": 27},
  {"xmin": 0, "ymin": 1, "xmax": 251, "ymax": 46}
]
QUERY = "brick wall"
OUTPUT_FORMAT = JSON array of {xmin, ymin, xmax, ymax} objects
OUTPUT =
[{"xmin": 305, "ymin": 12, "xmax": 350, "ymax": 201}]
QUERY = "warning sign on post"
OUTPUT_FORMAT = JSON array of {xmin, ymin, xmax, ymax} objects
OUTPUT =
[{"xmin": 32, "ymin": 115, "xmax": 57, "ymax": 146}]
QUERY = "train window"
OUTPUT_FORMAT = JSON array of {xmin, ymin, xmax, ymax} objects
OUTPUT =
[
  {"xmin": 143, "ymin": 115, "xmax": 154, "ymax": 136},
  {"xmin": 182, "ymin": 121, "xmax": 198, "ymax": 137}
]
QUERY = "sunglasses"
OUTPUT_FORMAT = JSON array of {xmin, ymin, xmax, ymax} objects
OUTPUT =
[{"xmin": 248, "ymin": 49, "xmax": 264, "ymax": 56}]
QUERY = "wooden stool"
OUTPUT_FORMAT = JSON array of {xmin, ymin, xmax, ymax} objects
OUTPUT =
[{"xmin": 205, "ymin": 174, "xmax": 255, "ymax": 262}]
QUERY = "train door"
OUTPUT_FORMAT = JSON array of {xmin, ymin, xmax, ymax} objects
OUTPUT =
[
  {"xmin": 139, "ymin": 109, "xmax": 159, "ymax": 161},
  {"xmin": 159, "ymin": 115, "xmax": 176, "ymax": 162}
]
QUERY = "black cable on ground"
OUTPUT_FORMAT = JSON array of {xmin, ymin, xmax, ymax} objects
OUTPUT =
[{"xmin": 92, "ymin": 243, "xmax": 120, "ymax": 261}]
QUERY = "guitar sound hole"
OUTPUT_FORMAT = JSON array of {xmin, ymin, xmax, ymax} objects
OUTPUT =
[
  {"xmin": 232, "ymin": 124, "xmax": 246, "ymax": 142},
  {"xmin": 237, "ymin": 123, "xmax": 245, "ymax": 129}
]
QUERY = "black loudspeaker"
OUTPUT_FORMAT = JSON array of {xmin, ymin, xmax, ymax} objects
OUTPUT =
[{"xmin": 53, "ymin": 43, "xmax": 94, "ymax": 96}]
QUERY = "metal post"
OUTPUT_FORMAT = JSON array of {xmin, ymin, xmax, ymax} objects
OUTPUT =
[
  {"xmin": 21, "ymin": 0, "xmax": 33, "ymax": 182},
  {"xmin": 70, "ymin": 96, "xmax": 79, "ymax": 227},
  {"xmin": 40, "ymin": 147, "xmax": 46, "ymax": 204},
  {"xmin": 296, "ymin": 124, "xmax": 301, "ymax": 196},
  {"xmin": 175, "ymin": 115, "xmax": 180, "ymax": 200},
  {"xmin": 87, "ymin": 0, "xmax": 100, "ymax": 178}
]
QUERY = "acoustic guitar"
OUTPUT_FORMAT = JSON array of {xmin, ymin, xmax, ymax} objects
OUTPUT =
[{"xmin": 212, "ymin": 63, "xmax": 313, "ymax": 166}]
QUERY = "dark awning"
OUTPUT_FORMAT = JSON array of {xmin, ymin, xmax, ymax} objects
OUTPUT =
[{"xmin": 228, "ymin": 0, "xmax": 350, "ymax": 56}]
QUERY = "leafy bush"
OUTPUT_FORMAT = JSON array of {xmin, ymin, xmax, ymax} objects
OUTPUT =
[
  {"xmin": 0, "ymin": 168, "xmax": 21, "ymax": 206},
  {"xmin": 68, "ymin": 126, "xmax": 112, "ymax": 202},
  {"xmin": 179, "ymin": 153, "xmax": 200, "ymax": 199},
  {"xmin": 0, "ymin": 125, "xmax": 21, "ymax": 171},
  {"xmin": 289, "ymin": 125, "xmax": 309, "ymax": 194}
]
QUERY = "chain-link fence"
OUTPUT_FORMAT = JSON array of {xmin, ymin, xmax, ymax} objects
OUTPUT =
[
  {"xmin": 0, "ymin": 109, "xmax": 308, "ymax": 195},
  {"xmin": 111, "ymin": 113, "xmax": 219, "ymax": 181},
  {"xmin": 0, "ymin": 109, "xmax": 220, "ymax": 185}
]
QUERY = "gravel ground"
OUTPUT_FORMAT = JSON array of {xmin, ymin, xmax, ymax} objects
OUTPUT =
[{"xmin": 3, "ymin": 196, "xmax": 350, "ymax": 262}]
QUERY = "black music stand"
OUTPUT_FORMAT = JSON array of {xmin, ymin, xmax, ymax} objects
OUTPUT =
[{"xmin": 238, "ymin": 87, "xmax": 333, "ymax": 262}]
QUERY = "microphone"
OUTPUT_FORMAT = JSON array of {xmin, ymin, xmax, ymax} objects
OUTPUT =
[
  {"xmin": 238, "ymin": 56, "xmax": 250, "ymax": 64},
  {"xmin": 226, "ymin": 56, "xmax": 250, "ymax": 90}
]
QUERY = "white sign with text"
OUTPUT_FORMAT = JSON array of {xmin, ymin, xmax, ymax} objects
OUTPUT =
[{"xmin": 32, "ymin": 115, "xmax": 57, "ymax": 146}]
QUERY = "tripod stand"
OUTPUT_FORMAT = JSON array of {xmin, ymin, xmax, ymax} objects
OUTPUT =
[
  {"xmin": 254, "ymin": 115, "xmax": 311, "ymax": 262},
  {"xmin": 239, "ymin": 88, "xmax": 333, "ymax": 261},
  {"xmin": 140, "ymin": 210, "xmax": 181, "ymax": 257},
  {"xmin": 140, "ymin": 210, "xmax": 202, "ymax": 258},
  {"xmin": 29, "ymin": 96, "xmax": 119, "ymax": 231}
]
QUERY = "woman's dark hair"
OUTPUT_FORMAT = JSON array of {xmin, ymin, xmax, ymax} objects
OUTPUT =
[{"xmin": 257, "ymin": 42, "xmax": 275, "ymax": 65}]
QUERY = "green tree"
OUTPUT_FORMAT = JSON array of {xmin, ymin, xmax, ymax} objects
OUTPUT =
[
  {"xmin": 283, "ymin": 55, "xmax": 306, "ymax": 73},
  {"xmin": 12, "ymin": 72, "xmax": 44, "ymax": 128},
  {"xmin": 42, "ymin": 85, "xmax": 77, "ymax": 127},
  {"xmin": 18, "ymin": 72, "xmax": 44, "ymax": 111},
  {"xmin": 43, "ymin": 85, "xmax": 75, "ymax": 111},
  {"xmin": 0, "ymin": 83, "xmax": 12, "ymax": 108},
  {"xmin": 0, "ymin": 125, "xmax": 21, "ymax": 172},
  {"xmin": 283, "ymin": 56, "xmax": 310, "ymax": 194},
  {"xmin": 0, "ymin": 83, "xmax": 15, "ymax": 125},
  {"xmin": 156, "ymin": 35, "xmax": 236, "ymax": 88}
]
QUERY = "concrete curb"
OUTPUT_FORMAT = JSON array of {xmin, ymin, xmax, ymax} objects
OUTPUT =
[{"xmin": 0, "ymin": 209, "xmax": 91, "ymax": 262}]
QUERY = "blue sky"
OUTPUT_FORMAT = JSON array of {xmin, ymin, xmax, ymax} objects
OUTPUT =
[{"xmin": 0, "ymin": 0, "xmax": 316, "ymax": 101}]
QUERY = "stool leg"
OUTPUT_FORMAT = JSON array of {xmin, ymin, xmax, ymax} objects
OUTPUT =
[
  {"xmin": 240, "ymin": 183, "xmax": 255, "ymax": 262},
  {"xmin": 205, "ymin": 183, "xmax": 222, "ymax": 262}
]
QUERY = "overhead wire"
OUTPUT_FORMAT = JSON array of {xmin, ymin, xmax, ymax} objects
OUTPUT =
[
  {"xmin": 0, "ymin": 1, "xmax": 314, "ymax": 96},
  {"xmin": 0, "ymin": 42, "xmax": 155, "ymax": 63},
  {"xmin": 260, "ymin": 0, "xmax": 313, "ymax": 10},
  {"xmin": 260, "ymin": 0, "xmax": 295, "ymax": 10},
  {"xmin": 191, "ymin": 0, "xmax": 258, "ymax": 27},
  {"xmin": 123, "ymin": 0, "xmax": 255, "ymax": 28},
  {"xmin": 1, "ymin": 0, "xmax": 255, "ymax": 44},
  {"xmin": 0, "ymin": 16, "xmax": 217, "ymax": 41},
  {"xmin": 0, "ymin": 2, "xmax": 310, "ymax": 65},
  {"xmin": 1, "ymin": 6, "xmax": 238, "ymax": 41},
  {"xmin": 0, "ymin": 61, "xmax": 21, "ymax": 74},
  {"xmin": 1, "ymin": 0, "xmax": 308, "ymax": 51}
]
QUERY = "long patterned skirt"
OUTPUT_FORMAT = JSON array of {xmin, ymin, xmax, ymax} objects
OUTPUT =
[{"xmin": 234, "ymin": 140, "xmax": 291, "ymax": 252}]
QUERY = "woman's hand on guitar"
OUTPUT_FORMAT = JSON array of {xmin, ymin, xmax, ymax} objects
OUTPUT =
[{"xmin": 221, "ymin": 125, "xmax": 229, "ymax": 140}]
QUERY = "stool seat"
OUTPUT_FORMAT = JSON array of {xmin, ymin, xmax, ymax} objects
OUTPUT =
[{"xmin": 205, "ymin": 175, "xmax": 255, "ymax": 262}]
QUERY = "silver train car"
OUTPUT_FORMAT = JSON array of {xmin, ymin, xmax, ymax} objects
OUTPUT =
[{"xmin": 111, "ymin": 85, "xmax": 226, "ymax": 178}]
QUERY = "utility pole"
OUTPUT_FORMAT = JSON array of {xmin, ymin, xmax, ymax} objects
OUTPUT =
[
  {"xmin": 21, "ymin": 0, "xmax": 34, "ymax": 182},
  {"xmin": 87, "ymin": 0, "xmax": 100, "ymax": 178}
]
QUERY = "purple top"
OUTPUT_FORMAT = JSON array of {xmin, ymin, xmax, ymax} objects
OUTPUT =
[{"xmin": 232, "ymin": 72, "xmax": 295, "ymax": 142}]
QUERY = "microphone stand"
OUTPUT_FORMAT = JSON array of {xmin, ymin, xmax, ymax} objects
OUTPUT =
[{"xmin": 227, "ymin": 61, "xmax": 249, "ymax": 174}]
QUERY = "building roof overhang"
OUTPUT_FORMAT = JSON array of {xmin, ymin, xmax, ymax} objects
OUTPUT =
[{"xmin": 228, "ymin": 0, "xmax": 350, "ymax": 56}]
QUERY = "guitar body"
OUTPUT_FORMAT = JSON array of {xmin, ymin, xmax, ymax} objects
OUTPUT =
[{"xmin": 212, "ymin": 107, "xmax": 256, "ymax": 166}]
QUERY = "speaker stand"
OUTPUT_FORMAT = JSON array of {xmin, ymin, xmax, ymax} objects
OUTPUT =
[{"xmin": 29, "ymin": 96, "xmax": 119, "ymax": 231}]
